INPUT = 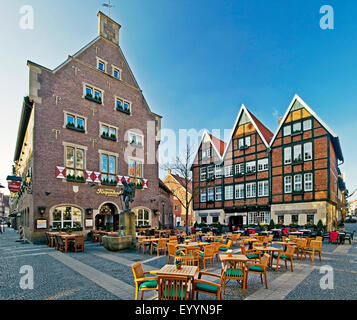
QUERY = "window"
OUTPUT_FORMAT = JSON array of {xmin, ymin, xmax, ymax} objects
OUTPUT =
[
  {"xmin": 294, "ymin": 174, "xmax": 303, "ymax": 192},
  {"xmin": 293, "ymin": 145, "xmax": 302, "ymax": 162},
  {"xmin": 129, "ymin": 158, "xmax": 143, "ymax": 184},
  {"xmin": 246, "ymin": 182, "xmax": 256, "ymax": 198},
  {"xmin": 225, "ymin": 185, "xmax": 234, "ymax": 200},
  {"xmin": 207, "ymin": 148, "xmax": 211, "ymax": 159},
  {"xmin": 207, "ymin": 187, "xmax": 214, "ymax": 201},
  {"xmin": 212, "ymin": 216, "xmax": 219, "ymax": 223},
  {"xmin": 66, "ymin": 114, "xmax": 85, "ymax": 132},
  {"xmin": 215, "ymin": 186, "xmax": 222, "ymax": 201},
  {"xmin": 307, "ymin": 214, "xmax": 315, "ymax": 224},
  {"xmin": 235, "ymin": 163, "xmax": 244, "ymax": 175},
  {"xmin": 235, "ymin": 184, "xmax": 244, "ymax": 199},
  {"xmin": 304, "ymin": 173, "xmax": 313, "ymax": 191},
  {"xmin": 97, "ymin": 59, "xmax": 106, "ymax": 72},
  {"xmin": 101, "ymin": 153, "xmax": 117, "ymax": 185},
  {"xmin": 246, "ymin": 161, "xmax": 256, "ymax": 174},
  {"xmin": 65, "ymin": 146, "xmax": 85, "ymax": 182},
  {"xmin": 200, "ymin": 189, "xmax": 207, "ymax": 202},
  {"xmin": 278, "ymin": 215, "xmax": 284, "ymax": 224},
  {"xmin": 136, "ymin": 208, "xmax": 150, "ymax": 226},
  {"xmin": 283, "ymin": 125, "xmax": 291, "ymax": 136},
  {"xmin": 284, "ymin": 176, "xmax": 292, "ymax": 193},
  {"xmin": 304, "ymin": 142, "xmax": 312, "ymax": 161},
  {"xmin": 284, "ymin": 147, "xmax": 292, "ymax": 164},
  {"xmin": 215, "ymin": 165, "xmax": 223, "ymax": 178},
  {"xmin": 128, "ymin": 132, "xmax": 143, "ymax": 147},
  {"xmin": 174, "ymin": 205, "xmax": 179, "ymax": 211},
  {"xmin": 303, "ymin": 119, "xmax": 312, "ymax": 131},
  {"xmin": 291, "ymin": 215, "xmax": 299, "ymax": 224},
  {"xmin": 258, "ymin": 158, "xmax": 268, "ymax": 172},
  {"xmin": 201, "ymin": 217, "xmax": 207, "ymax": 224},
  {"xmin": 201, "ymin": 148, "xmax": 211, "ymax": 160},
  {"xmin": 293, "ymin": 122, "xmax": 302, "ymax": 133},
  {"xmin": 52, "ymin": 206, "xmax": 82, "ymax": 229},
  {"xmin": 116, "ymin": 97, "xmax": 131, "ymax": 114},
  {"xmin": 238, "ymin": 136, "xmax": 251, "ymax": 149},
  {"xmin": 113, "ymin": 67, "xmax": 121, "ymax": 80},
  {"xmin": 207, "ymin": 166, "xmax": 215, "ymax": 179},
  {"xmin": 224, "ymin": 165, "xmax": 233, "ymax": 177},
  {"xmin": 248, "ymin": 212, "xmax": 270, "ymax": 225},
  {"xmin": 200, "ymin": 168, "xmax": 207, "ymax": 181},
  {"xmin": 101, "ymin": 124, "xmax": 117, "ymax": 140},
  {"xmin": 258, "ymin": 180, "xmax": 269, "ymax": 197},
  {"xmin": 85, "ymin": 85, "xmax": 102, "ymax": 103}
]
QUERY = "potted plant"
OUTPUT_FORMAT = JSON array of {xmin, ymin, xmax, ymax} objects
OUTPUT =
[
  {"xmin": 263, "ymin": 242, "xmax": 268, "ymax": 248},
  {"xmin": 175, "ymin": 259, "xmax": 183, "ymax": 270},
  {"xmin": 66, "ymin": 226, "xmax": 73, "ymax": 234},
  {"xmin": 227, "ymin": 249, "xmax": 233, "ymax": 257},
  {"xmin": 57, "ymin": 225, "xmax": 62, "ymax": 234}
]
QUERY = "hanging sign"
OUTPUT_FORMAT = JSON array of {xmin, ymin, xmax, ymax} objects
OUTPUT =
[{"xmin": 6, "ymin": 176, "xmax": 22, "ymax": 193}]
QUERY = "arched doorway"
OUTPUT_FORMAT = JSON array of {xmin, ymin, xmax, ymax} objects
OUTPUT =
[{"xmin": 96, "ymin": 203, "xmax": 119, "ymax": 231}]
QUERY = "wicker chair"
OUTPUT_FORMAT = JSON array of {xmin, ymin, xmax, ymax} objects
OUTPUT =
[
  {"xmin": 221, "ymin": 260, "xmax": 247, "ymax": 296},
  {"xmin": 272, "ymin": 245, "xmax": 295, "ymax": 272},
  {"xmin": 131, "ymin": 262, "xmax": 159, "ymax": 300},
  {"xmin": 199, "ymin": 244, "xmax": 215, "ymax": 269},
  {"xmin": 302, "ymin": 240, "xmax": 322, "ymax": 262},
  {"xmin": 158, "ymin": 275, "xmax": 191, "ymax": 300},
  {"xmin": 240, "ymin": 245, "xmax": 261, "ymax": 262},
  {"xmin": 245, "ymin": 253, "xmax": 270, "ymax": 290},
  {"xmin": 151, "ymin": 239, "xmax": 167, "ymax": 256}
]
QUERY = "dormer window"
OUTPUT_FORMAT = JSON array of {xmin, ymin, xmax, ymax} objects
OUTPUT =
[
  {"xmin": 97, "ymin": 57, "xmax": 107, "ymax": 72},
  {"xmin": 113, "ymin": 66, "xmax": 121, "ymax": 80}
]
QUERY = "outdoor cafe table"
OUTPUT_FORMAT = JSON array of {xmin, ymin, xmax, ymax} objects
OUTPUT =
[
  {"xmin": 177, "ymin": 242, "xmax": 210, "ymax": 249},
  {"xmin": 254, "ymin": 246, "xmax": 281, "ymax": 270},
  {"xmin": 46, "ymin": 231, "xmax": 59, "ymax": 247},
  {"xmin": 274, "ymin": 241, "xmax": 296, "ymax": 251},
  {"xmin": 289, "ymin": 231, "xmax": 303, "ymax": 235},
  {"xmin": 220, "ymin": 254, "xmax": 248, "ymax": 264},
  {"xmin": 242, "ymin": 238, "xmax": 259, "ymax": 250},
  {"xmin": 59, "ymin": 234, "xmax": 84, "ymax": 252}
]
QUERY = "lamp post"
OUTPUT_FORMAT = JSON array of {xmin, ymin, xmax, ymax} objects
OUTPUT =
[{"xmin": 161, "ymin": 200, "xmax": 165, "ymax": 229}]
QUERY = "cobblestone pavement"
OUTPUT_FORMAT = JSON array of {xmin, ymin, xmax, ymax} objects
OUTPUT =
[{"xmin": 0, "ymin": 224, "xmax": 356, "ymax": 300}]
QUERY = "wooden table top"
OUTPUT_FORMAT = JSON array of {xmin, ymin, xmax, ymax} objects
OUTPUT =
[
  {"xmin": 177, "ymin": 242, "xmax": 210, "ymax": 248},
  {"xmin": 244, "ymin": 238, "xmax": 259, "ymax": 242},
  {"xmin": 274, "ymin": 241, "xmax": 296, "ymax": 245},
  {"xmin": 254, "ymin": 246, "xmax": 281, "ymax": 252},
  {"xmin": 59, "ymin": 234, "xmax": 84, "ymax": 239},
  {"xmin": 158, "ymin": 264, "xmax": 198, "ymax": 278},
  {"xmin": 220, "ymin": 254, "xmax": 248, "ymax": 262}
]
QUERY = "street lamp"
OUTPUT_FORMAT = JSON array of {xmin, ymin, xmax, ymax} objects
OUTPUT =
[{"xmin": 161, "ymin": 200, "xmax": 165, "ymax": 229}]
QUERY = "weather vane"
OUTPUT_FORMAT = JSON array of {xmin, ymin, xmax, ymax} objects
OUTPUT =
[{"xmin": 102, "ymin": 0, "xmax": 115, "ymax": 17}]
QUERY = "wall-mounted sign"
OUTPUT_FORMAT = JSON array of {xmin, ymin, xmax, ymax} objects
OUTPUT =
[
  {"xmin": 6, "ymin": 176, "xmax": 22, "ymax": 193},
  {"xmin": 36, "ymin": 219, "xmax": 47, "ymax": 229},
  {"xmin": 85, "ymin": 219, "xmax": 93, "ymax": 227},
  {"xmin": 96, "ymin": 188, "xmax": 120, "ymax": 197}
]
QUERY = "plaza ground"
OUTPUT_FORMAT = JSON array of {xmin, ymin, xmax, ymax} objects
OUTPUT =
[{"xmin": 1, "ymin": 224, "xmax": 357, "ymax": 300}]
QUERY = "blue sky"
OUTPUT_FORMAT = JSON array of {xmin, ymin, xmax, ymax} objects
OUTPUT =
[{"xmin": 0, "ymin": 0, "xmax": 356, "ymax": 201}]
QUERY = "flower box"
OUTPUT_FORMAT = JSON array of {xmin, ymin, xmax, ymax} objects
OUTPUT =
[
  {"xmin": 85, "ymin": 94, "xmax": 102, "ymax": 104},
  {"xmin": 101, "ymin": 133, "xmax": 117, "ymax": 141},
  {"xmin": 116, "ymin": 106, "xmax": 131, "ymax": 115}
]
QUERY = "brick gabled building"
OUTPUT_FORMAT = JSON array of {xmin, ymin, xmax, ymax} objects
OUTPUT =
[
  {"xmin": 12, "ymin": 12, "xmax": 162, "ymax": 243},
  {"xmin": 192, "ymin": 95, "xmax": 344, "ymax": 231},
  {"xmin": 270, "ymin": 94, "xmax": 344, "ymax": 230}
]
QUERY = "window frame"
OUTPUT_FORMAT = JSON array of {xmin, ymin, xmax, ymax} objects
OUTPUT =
[
  {"xmin": 304, "ymin": 173, "xmax": 313, "ymax": 191},
  {"xmin": 258, "ymin": 180, "xmax": 269, "ymax": 197},
  {"xmin": 200, "ymin": 167, "xmax": 207, "ymax": 181},
  {"xmin": 224, "ymin": 185, "xmax": 234, "ymax": 200},
  {"xmin": 100, "ymin": 152, "xmax": 117, "ymax": 185},
  {"xmin": 284, "ymin": 176, "xmax": 292, "ymax": 194},
  {"xmin": 64, "ymin": 144, "xmax": 86, "ymax": 182},
  {"xmin": 303, "ymin": 119, "xmax": 312, "ymax": 131},
  {"xmin": 235, "ymin": 184, "xmax": 244, "ymax": 199},
  {"xmin": 294, "ymin": 174, "xmax": 303, "ymax": 192},
  {"xmin": 215, "ymin": 186, "xmax": 222, "ymax": 201},
  {"xmin": 257, "ymin": 158, "xmax": 268, "ymax": 172},
  {"xmin": 304, "ymin": 142, "xmax": 313, "ymax": 161},
  {"xmin": 128, "ymin": 131, "xmax": 144, "ymax": 148},
  {"xmin": 246, "ymin": 182, "xmax": 256, "ymax": 198},
  {"xmin": 284, "ymin": 147, "xmax": 292, "ymax": 165}
]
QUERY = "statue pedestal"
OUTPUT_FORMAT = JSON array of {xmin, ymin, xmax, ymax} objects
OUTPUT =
[
  {"xmin": 102, "ymin": 235, "xmax": 133, "ymax": 251},
  {"xmin": 120, "ymin": 210, "xmax": 136, "ymax": 247}
]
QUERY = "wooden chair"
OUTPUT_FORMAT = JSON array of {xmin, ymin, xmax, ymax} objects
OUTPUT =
[
  {"xmin": 151, "ymin": 239, "xmax": 167, "ymax": 256},
  {"xmin": 267, "ymin": 235, "xmax": 273, "ymax": 246},
  {"xmin": 315, "ymin": 236, "xmax": 323, "ymax": 242},
  {"xmin": 45, "ymin": 232, "xmax": 51, "ymax": 246},
  {"xmin": 289, "ymin": 235, "xmax": 298, "ymax": 242},
  {"xmin": 221, "ymin": 260, "xmax": 247, "ymax": 296},
  {"xmin": 55, "ymin": 235, "xmax": 65, "ymax": 252},
  {"xmin": 158, "ymin": 275, "xmax": 191, "ymax": 300},
  {"xmin": 131, "ymin": 262, "xmax": 159, "ymax": 300},
  {"xmin": 245, "ymin": 253, "xmax": 270, "ymax": 290},
  {"xmin": 303, "ymin": 240, "xmax": 322, "ymax": 262},
  {"xmin": 193, "ymin": 265, "xmax": 227, "ymax": 300},
  {"xmin": 219, "ymin": 240, "xmax": 233, "ymax": 252},
  {"xmin": 73, "ymin": 236, "xmax": 85, "ymax": 252},
  {"xmin": 272, "ymin": 245, "xmax": 295, "ymax": 272},
  {"xmin": 167, "ymin": 243, "xmax": 185, "ymax": 264},
  {"xmin": 212, "ymin": 242, "xmax": 221, "ymax": 262},
  {"xmin": 184, "ymin": 246, "xmax": 200, "ymax": 270},
  {"xmin": 240, "ymin": 245, "xmax": 261, "ymax": 262},
  {"xmin": 169, "ymin": 236, "xmax": 178, "ymax": 242},
  {"xmin": 199, "ymin": 244, "xmax": 215, "ymax": 269},
  {"xmin": 295, "ymin": 238, "xmax": 307, "ymax": 259}
]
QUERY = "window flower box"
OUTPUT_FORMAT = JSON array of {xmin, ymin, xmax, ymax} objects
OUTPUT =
[
  {"xmin": 66, "ymin": 123, "xmax": 85, "ymax": 133},
  {"xmin": 292, "ymin": 157, "xmax": 303, "ymax": 165},
  {"xmin": 101, "ymin": 179, "xmax": 117, "ymax": 186},
  {"xmin": 207, "ymin": 176, "xmax": 215, "ymax": 182},
  {"xmin": 85, "ymin": 93, "xmax": 102, "ymax": 104},
  {"xmin": 239, "ymin": 145, "xmax": 249, "ymax": 150},
  {"xmin": 245, "ymin": 170, "xmax": 256, "ymax": 176},
  {"xmin": 101, "ymin": 133, "xmax": 117, "ymax": 141},
  {"xmin": 136, "ymin": 183, "xmax": 143, "ymax": 189},
  {"xmin": 292, "ymin": 190, "xmax": 303, "ymax": 195},
  {"xmin": 116, "ymin": 106, "xmax": 131, "ymax": 115},
  {"xmin": 66, "ymin": 174, "xmax": 85, "ymax": 183},
  {"xmin": 235, "ymin": 173, "xmax": 244, "ymax": 178}
]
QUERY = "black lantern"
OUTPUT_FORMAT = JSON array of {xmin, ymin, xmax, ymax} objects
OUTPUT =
[
  {"xmin": 38, "ymin": 206, "xmax": 46, "ymax": 216},
  {"xmin": 85, "ymin": 208, "xmax": 93, "ymax": 216}
]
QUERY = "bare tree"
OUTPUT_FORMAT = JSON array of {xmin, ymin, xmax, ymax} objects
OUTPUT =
[{"xmin": 161, "ymin": 143, "xmax": 198, "ymax": 234}]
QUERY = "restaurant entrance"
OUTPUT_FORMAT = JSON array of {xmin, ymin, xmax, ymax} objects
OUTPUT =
[
  {"xmin": 95, "ymin": 203, "xmax": 119, "ymax": 231},
  {"xmin": 229, "ymin": 215, "xmax": 244, "ymax": 231}
]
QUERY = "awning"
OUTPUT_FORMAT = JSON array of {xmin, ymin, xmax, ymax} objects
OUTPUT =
[
  {"xmin": 274, "ymin": 210, "xmax": 317, "ymax": 215},
  {"xmin": 198, "ymin": 213, "xmax": 208, "ymax": 217},
  {"xmin": 209, "ymin": 212, "xmax": 221, "ymax": 217}
]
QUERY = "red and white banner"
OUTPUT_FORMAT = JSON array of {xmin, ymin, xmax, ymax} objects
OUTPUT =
[
  {"xmin": 55, "ymin": 166, "xmax": 66, "ymax": 179},
  {"xmin": 6, "ymin": 175, "xmax": 22, "ymax": 193}
]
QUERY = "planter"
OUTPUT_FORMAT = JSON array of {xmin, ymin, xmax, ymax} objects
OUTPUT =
[
  {"xmin": 102, "ymin": 235, "xmax": 133, "ymax": 251},
  {"xmin": 101, "ymin": 134, "xmax": 117, "ymax": 141},
  {"xmin": 66, "ymin": 124, "xmax": 85, "ymax": 133},
  {"xmin": 85, "ymin": 95, "xmax": 102, "ymax": 104},
  {"xmin": 116, "ymin": 107, "xmax": 131, "ymax": 115}
]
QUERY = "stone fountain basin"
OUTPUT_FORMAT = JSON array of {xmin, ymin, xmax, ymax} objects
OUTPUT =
[{"xmin": 102, "ymin": 235, "xmax": 133, "ymax": 251}]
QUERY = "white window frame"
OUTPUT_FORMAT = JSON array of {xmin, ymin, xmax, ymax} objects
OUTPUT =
[
  {"xmin": 128, "ymin": 131, "xmax": 144, "ymax": 148},
  {"xmin": 200, "ymin": 189, "xmax": 207, "ymax": 203},
  {"xmin": 235, "ymin": 184, "xmax": 244, "ymax": 199},
  {"xmin": 207, "ymin": 166, "xmax": 215, "ymax": 179},
  {"xmin": 112, "ymin": 65, "xmax": 122, "ymax": 80},
  {"xmin": 64, "ymin": 111, "xmax": 87, "ymax": 132},
  {"xmin": 284, "ymin": 147, "xmax": 292, "ymax": 164},
  {"xmin": 246, "ymin": 161, "xmax": 256, "ymax": 174},
  {"xmin": 284, "ymin": 176, "xmax": 292, "ymax": 194},
  {"xmin": 304, "ymin": 173, "xmax": 313, "ymax": 191},
  {"xmin": 283, "ymin": 125, "xmax": 291, "ymax": 136},
  {"xmin": 225, "ymin": 185, "xmax": 234, "ymax": 200},
  {"xmin": 224, "ymin": 165, "xmax": 233, "ymax": 177},
  {"xmin": 200, "ymin": 167, "xmax": 207, "ymax": 181},
  {"xmin": 304, "ymin": 142, "xmax": 313, "ymax": 161},
  {"xmin": 83, "ymin": 83, "xmax": 103, "ymax": 103},
  {"xmin": 96, "ymin": 57, "xmax": 108, "ymax": 72},
  {"xmin": 258, "ymin": 180, "xmax": 269, "ymax": 197},
  {"xmin": 293, "ymin": 145, "xmax": 302, "ymax": 162},
  {"xmin": 294, "ymin": 174, "xmax": 303, "ymax": 192},
  {"xmin": 257, "ymin": 158, "xmax": 268, "ymax": 172},
  {"xmin": 246, "ymin": 182, "xmax": 256, "ymax": 198},
  {"xmin": 215, "ymin": 165, "xmax": 223, "ymax": 178},
  {"xmin": 303, "ymin": 119, "xmax": 312, "ymax": 131},
  {"xmin": 100, "ymin": 122, "xmax": 118, "ymax": 140},
  {"xmin": 115, "ymin": 96, "xmax": 131, "ymax": 114},
  {"xmin": 207, "ymin": 187, "xmax": 214, "ymax": 201},
  {"xmin": 235, "ymin": 163, "xmax": 245, "ymax": 175},
  {"xmin": 293, "ymin": 122, "xmax": 302, "ymax": 133},
  {"xmin": 215, "ymin": 186, "xmax": 222, "ymax": 201}
]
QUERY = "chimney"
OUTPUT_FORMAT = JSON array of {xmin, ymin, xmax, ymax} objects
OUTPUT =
[
  {"xmin": 97, "ymin": 11, "xmax": 121, "ymax": 45},
  {"xmin": 278, "ymin": 117, "xmax": 283, "ymax": 125}
]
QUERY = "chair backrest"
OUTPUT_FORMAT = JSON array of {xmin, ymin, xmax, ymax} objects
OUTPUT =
[
  {"xmin": 167, "ymin": 243, "xmax": 177, "ymax": 256},
  {"xmin": 289, "ymin": 235, "xmax": 298, "ymax": 241},
  {"xmin": 240, "ymin": 245, "xmax": 247, "ymax": 255},
  {"xmin": 285, "ymin": 245, "xmax": 296, "ymax": 257},
  {"xmin": 226, "ymin": 240, "xmax": 233, "ymax": 249},
  {"xmin": 158, "ymin": 276, "xmax": 191, "ymax": 300},
  {"xmin": 204, "ymin": 244, "xmax": 215, "ymax": 257},
  {"xmin": 315, "ymin": 236, "xmax": 323, "ymax": 242},
  {"xmin": 296, "ymin": 238, "xmax": 307, "ymax": 247},
  {"xmin": 330, "ymin": 232, "xmax": 338, "ymax": 241},
  {"xmin": 282, "ymin": 236, "xmax": 287, "ymax": 242},
  {"xmin": 176, "ymin": 255, "xmax": 195, "ymax": 267},
  {"xmin": 310, "ymin": 240, "xmax": 322, "ymax": 250},
  {"xmin": 261, "ymin": 253, "xmax": 270, "ymax": 268},
  {"xmin": 158, "ymin": 239, "xmax": 167, "ymax": 249},
  {"xmin": 131, "ymin": 262, "xmax": 145, "ymax": 281},
  {"xmin": 186, "ymin": 246, "xmax": 200, "ymax": 257},
  {"xmin": 268, "ymin": 235, "xmax": 273, "ymax": 242}
]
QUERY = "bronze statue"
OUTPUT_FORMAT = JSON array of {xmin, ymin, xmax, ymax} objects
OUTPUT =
[{"xmin": 121, "ymin": 180, "xmax": 136, "ymax": 212}]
